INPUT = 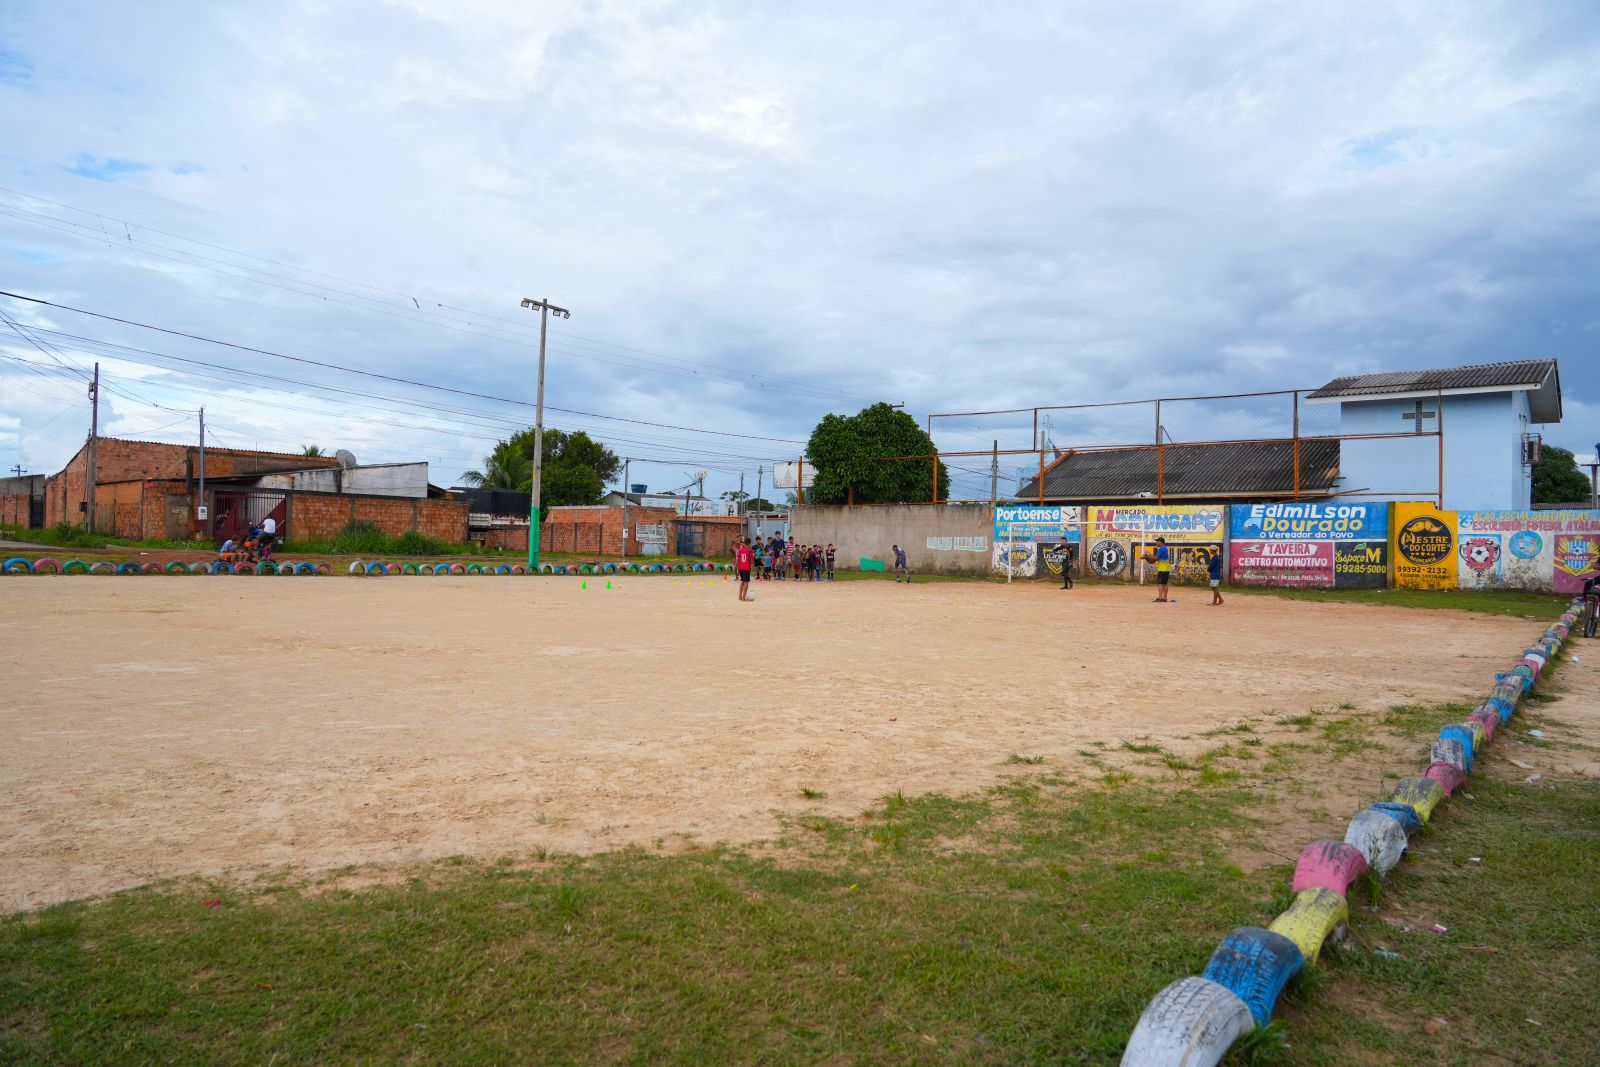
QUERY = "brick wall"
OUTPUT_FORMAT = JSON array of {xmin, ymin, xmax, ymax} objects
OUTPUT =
[
  {"xmin": 283, "ymin": 492, "xmax": 468, "ymax": 543},
  {"xmin": 285, "ymin": 493, "xmax": 351, "ymax": 541},
  {"xmin": 522, "ymin": 507, "xmax": 743, "ymax": 558},
  {"xmin": 485, "ymin": 526, "xmax": 528, "ymax": 551},
  {"xmin": 0, "ymin": 494, "xmax": 30, "ymax": 526}
]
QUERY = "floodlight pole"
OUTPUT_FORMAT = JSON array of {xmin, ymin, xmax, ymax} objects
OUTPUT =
[{"xmin": 519, "ymin": 296, "xmax": 570, "ymax": 570}]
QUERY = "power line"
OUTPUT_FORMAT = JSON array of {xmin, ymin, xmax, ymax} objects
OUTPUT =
[
  {"xmin": 0, "ymin": 290, "xmax": 806, "ymax": 445},
  {"xmin": 0, "ymin": 190, "xmax": 887, "ymax": 406}
]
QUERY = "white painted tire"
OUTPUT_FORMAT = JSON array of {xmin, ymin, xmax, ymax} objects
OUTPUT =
[
  {"xmin": 1121, "ymin": 976, "xmax": 1254, "ymax": 1067},
  {"xmin": 1344, "ymin": 808, "xmax": 1408, "ymax": 876},
  {"xmin": 1430, "ymin": 738, "xmax": 1467, "ymax": 771}
]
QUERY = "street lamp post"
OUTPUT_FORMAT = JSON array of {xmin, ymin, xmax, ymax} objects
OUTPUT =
[{"xmin": 519, "ymin": 296, "xmax": 570, "ymax": 570}]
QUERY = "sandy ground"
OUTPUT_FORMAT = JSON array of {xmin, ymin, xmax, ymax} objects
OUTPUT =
[{"xmin": 0, "ymin": 574, "xmax": 1568, "ymax": 910}]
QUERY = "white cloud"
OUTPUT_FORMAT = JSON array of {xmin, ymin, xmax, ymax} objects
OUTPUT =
[{"xmin": 2, "ymin": 0, "xmax": 1598, "ymax": 492}]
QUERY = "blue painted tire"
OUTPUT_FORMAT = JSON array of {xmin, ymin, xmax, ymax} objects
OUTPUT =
[
  {"xmin": 365, "ymin": 562, "xmax": 386, "ymax": 576},
  {"xmin": 4, "ymin": 557, "xmax": 35, "ymax": 574},
  {"xmin": 1438, "ymin": 725, "xmax": 1476, "ymax": 769},
  {"xmin": 430, "ymin": 563, "xmax": 450, "ymax": 575},
  {"xmin": 295, "ymin": 562, "xmax": 317, "ymax": 575},
  {"xmin": 1368, "ymin": 801, "xmax": 1422, "ymax": 833},
  {"xmin": 495, "ymin": 564, "xmax": 512, "ymax": 575},
  {"xmin": 1201, "ymin": 927, "xmax": 1305, "ymax": 1027},
  {"xmin": 116, "ymin": 562, "xmax": 142, "ymax": 575},
  {"xmin": 210, "ymin": 561, "xmax": 235, "ymax": 575}
]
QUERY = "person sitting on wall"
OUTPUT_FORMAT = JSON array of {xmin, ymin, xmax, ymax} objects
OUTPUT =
[{"xmin": 217, "ymin": 536, "xmax": 239, "ymax": 564}]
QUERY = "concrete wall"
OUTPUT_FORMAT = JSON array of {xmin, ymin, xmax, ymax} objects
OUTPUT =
[
  {"xmin": 1336, "ymin": 392, "xmax": 1527, "ymax": 511},
  {"xmin": 790, "ymin": 503, "xmax": 993, "ymax": 575},
  {"xmin": 285, "ymin": 463, "xmax": 431, "ymax": 498}
]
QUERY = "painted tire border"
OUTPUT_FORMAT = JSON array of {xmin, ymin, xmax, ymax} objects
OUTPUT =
[{"xmin": 1119, "ymin": 596, "xmax": 1586, "ymax": 1066}]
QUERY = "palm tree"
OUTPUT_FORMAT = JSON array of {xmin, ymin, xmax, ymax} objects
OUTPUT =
[
  {"xmin": 302, "ymin": 445, "xmax": 326, "ymax": 457},
  {"xmin": 459, "ymin": 446, "xmax": 527, "ymax": 490}
]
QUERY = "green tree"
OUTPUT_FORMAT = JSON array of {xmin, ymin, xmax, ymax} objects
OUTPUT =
[
  {"xmin": 302, "ymin": 445, "xmax": 326, "ymax": 457},
  {"xmin": 460, "ymin": 428, "xmax": 621, "ymax": 513},
  {"xmin": 804, "ymin": 402, "xmax": 948, "ymax": 504},
  {"xmin": 1532, "ymin": 444, "xmax": 1593, "ymax": 504}
]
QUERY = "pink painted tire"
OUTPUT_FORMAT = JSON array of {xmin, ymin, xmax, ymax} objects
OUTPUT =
[
  {"xmin": 1291, "ymin": 840, "xmax": 1368, "ymax": 897},
  {"xmin": 1423, "ymin": 760, "xmax": 1468, "ymax": 797},
  {"xmin": 33, "ymin": 557, "xmax": 62, "ymax": 575},
  {"xmin": 450, "ymin": 563, "xmax": 466, "ymax": 575},
  {"xmin": 235, "ymin": 561, "xmax": 256, "ymax": 575},
  {"xmin": 141, "ymin": 562, "xmax": 163, "ymax": 574},
  {"xmin": 315, "ymin": 563, "xmax": 332, "ymax": 576}
]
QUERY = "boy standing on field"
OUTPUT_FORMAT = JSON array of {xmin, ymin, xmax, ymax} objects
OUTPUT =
[
  {"xmin": 826, "ymin": 544, "xmax": 836, "ymax": 581},
  {"xmin": 1207, "ymin": 548, "xmax": 1224, "ymax": 605},
  {"xmin": 1143, "ymin": 536, "xmax": 1171, "ymax": 602},
  {"xmin": 734, "ymin": 537, "xmax": 755, "ymax": 602},
  {"xmin": 892, "ymin": 544, "xmax": 910, "ymax": 582}
]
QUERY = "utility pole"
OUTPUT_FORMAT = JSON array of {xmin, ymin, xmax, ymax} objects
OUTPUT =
[
  {"xmin": 197, "ymin": 407, "xmax": 207, "ymax": 535},
  {"xmin": 990, "ymin": 439, "xmax": 999, "ymax": 503},
  {"xmin": 85, "ymin": 362, "xmax": 99, "ymax": 532},
  {"xmin": 9, "ymin": 465, "xmax": 22, "ymax": 477},
  {"xmin": 755, "ymin": 465, "xmax": 764, "ymax": 539},
  {"xmin": 621, "ymin": 457, "xmax": 630, "ymax": 563},
  {"xmin": 518, "ymin": 296, "xmax": 571, "ymax": 570},
  {"xmin": 738, "ymin": 470, "xmax": 745, "ymax": 526}
]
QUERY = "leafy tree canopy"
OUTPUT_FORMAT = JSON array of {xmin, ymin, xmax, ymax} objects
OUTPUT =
[
  {"xmin": 1532, "ymin": 444, "xmax": 1593, "ymax": 504},
  {"xmin": 721, "ymin": 490, "xmax": 779, "ymax": 513},
  {"xmin": 302, "ymin": 445, "xmax": 326, "ymax": 457},
  {"xmin": 460, "ymin": 428, "xmax": 621, "ymax": 513},
  {"xmin": 804, "ymin": 402, "xmax": 949, "ymax": 504}
]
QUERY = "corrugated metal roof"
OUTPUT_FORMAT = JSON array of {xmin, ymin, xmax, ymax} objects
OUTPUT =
[
  {"xmin": 1017, "ymin": 439, "xmax": 1340, "ymax": 501},
  {"xmin": 1306, "ymin": 359, "xmax": 1556, "ymax": 399}
]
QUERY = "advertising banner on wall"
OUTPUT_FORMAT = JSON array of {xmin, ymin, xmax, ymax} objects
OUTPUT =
[
  {"xmin": 1392, "ymin": 503, "xmax": 1458, "ymax": 589},
  {"xmin": 1085, "ymin": 505, "xmax": 1225, "ymax": 581},
  {"xmin": 1456, "ymin": 509, "xmax": 1600, "ymax": 593},
  {"xmin": 1228, "ymin": 502, "xmax": 1388, "ymax": 589},
  {"xmin": 992, "ymin": 505, "xmax": 1083, "ymax": 577}
]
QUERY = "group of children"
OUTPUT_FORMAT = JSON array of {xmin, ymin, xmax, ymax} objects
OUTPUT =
[
  {"xmin": 216, "ymin": 520, "xmax": 279, "ymax": 565},
  {"xmin": 751, "ymin": 535, "xmax": 835, "ymax": 582}
]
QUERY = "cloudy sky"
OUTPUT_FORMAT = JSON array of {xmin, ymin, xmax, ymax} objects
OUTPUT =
[{"xmin": 2, "ymin": 0, "xmax": 1597, "ymax": 501}]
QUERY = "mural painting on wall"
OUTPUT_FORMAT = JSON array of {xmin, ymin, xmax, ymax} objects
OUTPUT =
[
  {"xmin": 1039, "ymin": 542, "xmax": 1077, "ymax": 579},
  {"xmin": 1392, "ymin": 504, "xmax": 1457, "ymax": 589},
  {"xmin": 1455, "ymin": 510, "xmax": 1600, "ymax": 593},
  {"xmin": 1086, "ymin": 505, "xmax": 1226, "ymax": 582},
  {"xmin": 1229, "ymin": 502, "xmax": 1387, "ymax": 589},
  {"xmin": 991, "ymin": 505, "xmax": 1083, "ymax": 578}
]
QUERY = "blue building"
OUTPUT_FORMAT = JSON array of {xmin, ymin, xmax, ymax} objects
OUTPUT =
[{"xmin": 1306, "ymin": 360, "xmax": 1562, "ymax": 512}]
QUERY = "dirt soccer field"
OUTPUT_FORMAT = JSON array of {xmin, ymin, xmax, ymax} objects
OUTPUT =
[{"xmin": 0, "ymin": 575, "xmax": 1538, "ymax": 911}]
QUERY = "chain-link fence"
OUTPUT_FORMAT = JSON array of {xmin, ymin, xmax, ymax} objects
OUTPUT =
[{"xmin": 902, "ymin": 387, "xmax": 1444, "ymax": 505}]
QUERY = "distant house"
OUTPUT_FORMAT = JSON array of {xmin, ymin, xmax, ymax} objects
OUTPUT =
[
  {"xmin": 23, "ymin": 437, "xmax": 465, "ymax": 543},
  {"xmin": 1306, "ymin": 359, "xmax": 1560, "ymax": 511},
  {"xmin": 1015, "ymin": 440, "xmax": 1340, "ymax": 504},
  {"xmin": 599, "ymin": 489, "xmax": 736, "ymax": 517}
]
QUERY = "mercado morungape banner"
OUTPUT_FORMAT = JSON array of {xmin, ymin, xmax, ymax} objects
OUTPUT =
[
  {"xmin": 1085, "ymin": 505, "xmax": 1225, "ymax": 582},
  {"xmin": 1228, "ymin": 502, "xmax": 1388, "ymax": 589}
]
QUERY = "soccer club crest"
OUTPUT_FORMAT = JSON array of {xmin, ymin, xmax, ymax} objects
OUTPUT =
[
  {"xmin": 1458, "ymin": 535, "xmax": 1501, "ymax": 576},
  {"xmin": 1553, "ymin": 535, "xmax": 1599, "ymax": 579}
]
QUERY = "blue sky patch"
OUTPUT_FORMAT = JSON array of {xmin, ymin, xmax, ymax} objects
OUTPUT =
[{"xmin": 65, "ymin": 154, "xmax": 151, "ymax": 182}]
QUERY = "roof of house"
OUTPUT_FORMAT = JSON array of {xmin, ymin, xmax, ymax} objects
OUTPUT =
[
  {"xmin": 1016, "ymin": 439, "xmax": 1340, "ymax": 502},
  {"xmin": 1306, "ymin": 359, "xmax": 1561, "ymax": 421}
]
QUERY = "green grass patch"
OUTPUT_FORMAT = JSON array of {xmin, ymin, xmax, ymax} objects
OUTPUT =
[
  {"xmin": 1284, "ymin": 741, "xmax": 1600, "ymax": 1063},
  {"xmin": 1004, "ymin": 753, "xmax": 1046, "ymax": 765},
  {"xmin": 0, "ymin": 778, "xmax": 1279, "ymax": 1065}
]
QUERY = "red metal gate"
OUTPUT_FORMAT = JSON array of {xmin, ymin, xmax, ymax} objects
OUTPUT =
[{"xmin": 212, "ymin": 491, "xmax": 287, "ymax": 543}]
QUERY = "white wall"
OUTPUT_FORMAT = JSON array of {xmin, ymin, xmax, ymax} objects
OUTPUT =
[{"xmin": 1335, "ymin": 392, "xmax": 1528, "ymax": 511}]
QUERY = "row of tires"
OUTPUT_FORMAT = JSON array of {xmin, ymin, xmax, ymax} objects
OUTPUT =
[
  {"xmin": 2, "ymin": 557, "xmax": 335, "ymax": 575},
  {"xmin": 345, "ymin": 560, "xmax": 734, "ymax": 576},
  {"xmin": 1, "ymin": 557, "xmax": 735, "ymax": 577},
  {"xmin": 1120, "ymin": 597, "xmax": 1586, "ymax": 1066}
]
